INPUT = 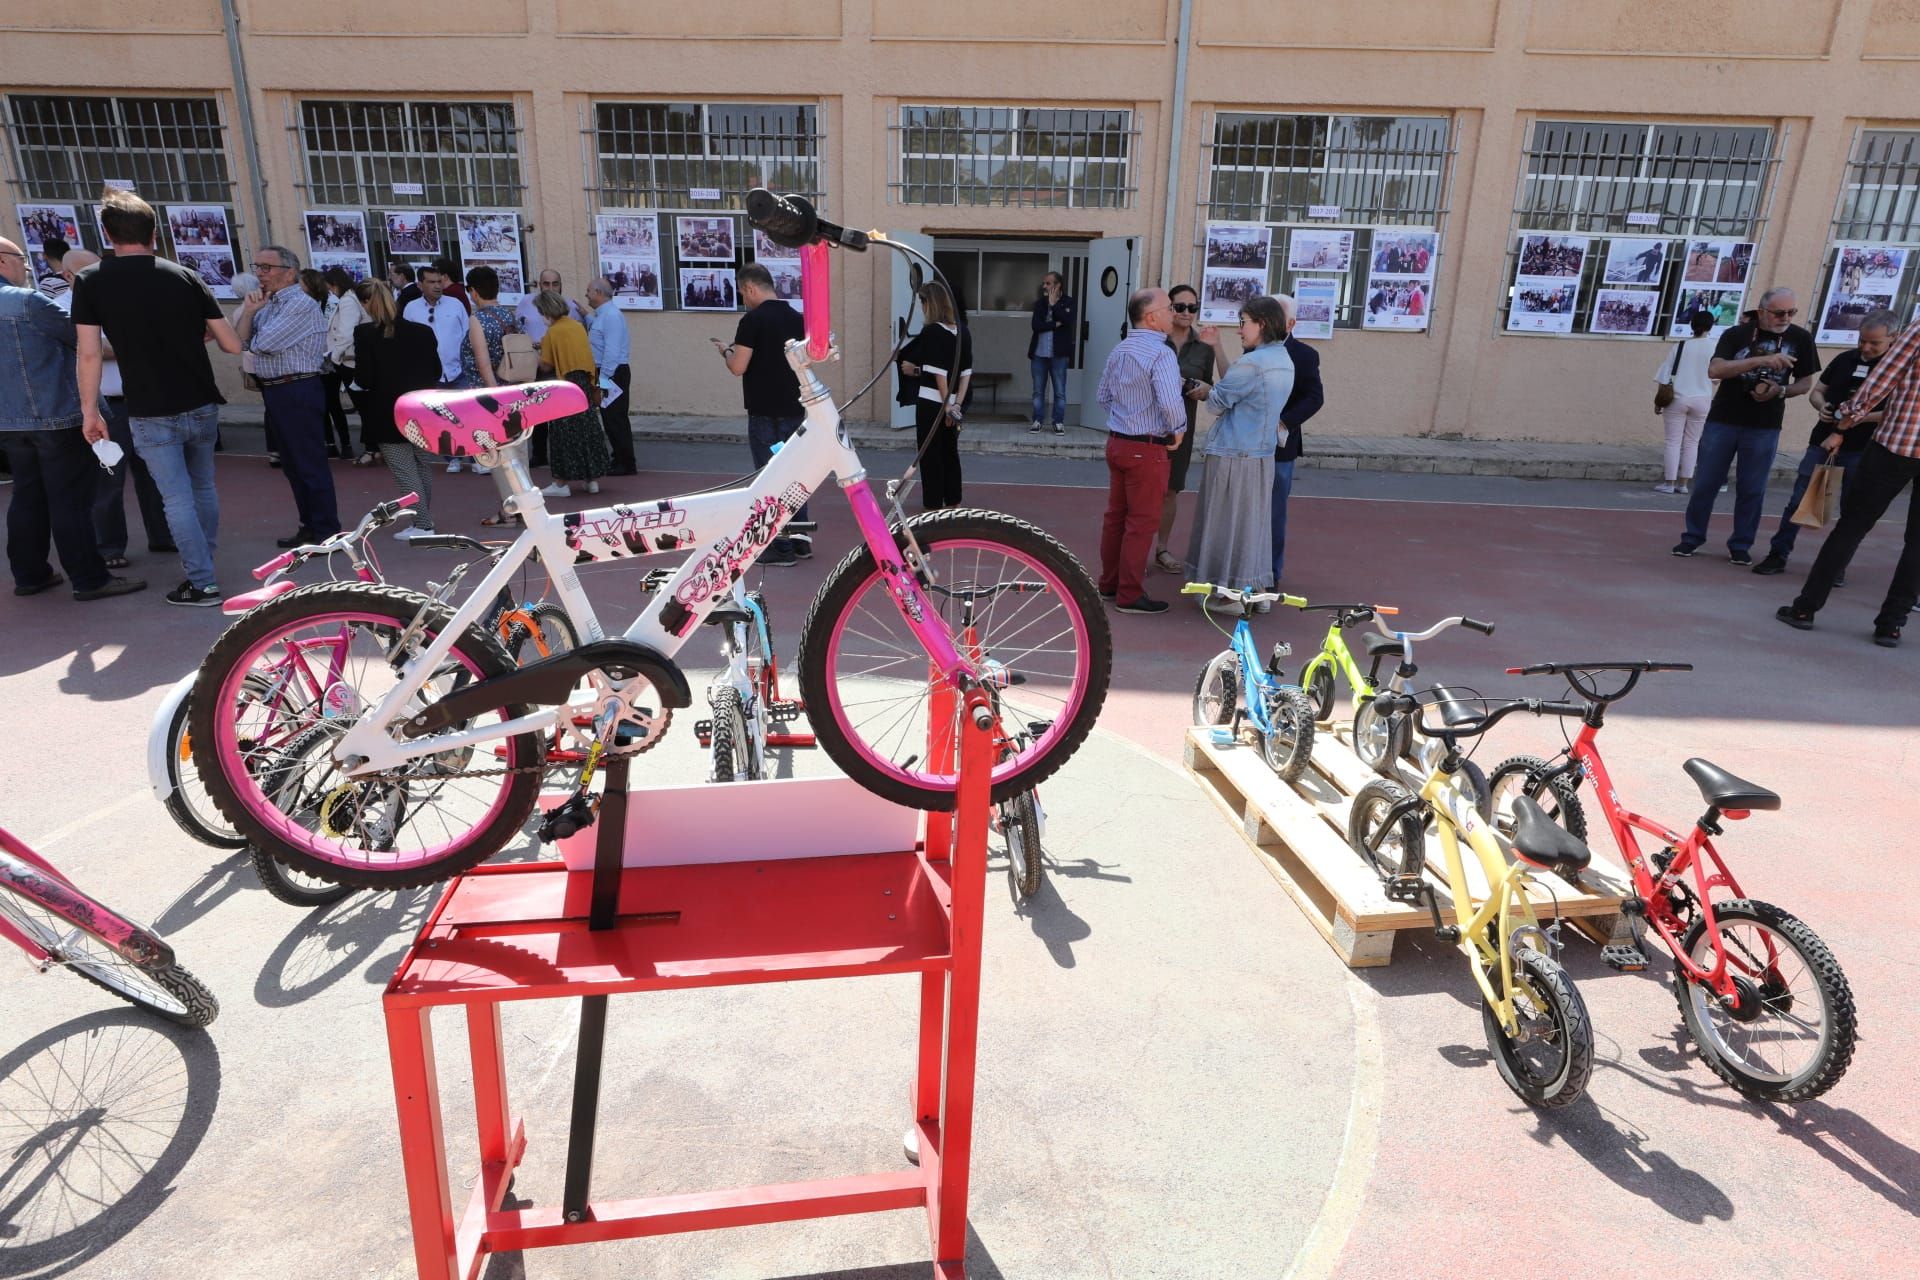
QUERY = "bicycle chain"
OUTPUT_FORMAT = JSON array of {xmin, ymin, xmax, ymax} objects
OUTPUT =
[{"xmin": 356, "ymin": 708, "xmax": 674, "ymax": 784}]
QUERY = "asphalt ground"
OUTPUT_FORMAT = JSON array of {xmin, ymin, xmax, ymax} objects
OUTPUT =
[{"xmin": 1, "ymin": 439, "xmax": 1915, "ymax": 1278}]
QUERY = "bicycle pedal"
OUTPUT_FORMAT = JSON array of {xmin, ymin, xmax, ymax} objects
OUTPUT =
[
  {"xmin": 768, "ymin": 700, "xmax": 806, "ymax": 724},
  {"xmin": 693, "ymin": 718, "xmax": 713, "ymax": 747},
  {"xmin": 1383, "ymin": 874, "xmax": 1425, "ymax": 904},
  {"xmin": 1601, "ymin": 944, "xmax": 1651, "ymax": 972}
]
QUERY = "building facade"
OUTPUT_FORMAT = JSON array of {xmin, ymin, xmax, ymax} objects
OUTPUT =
[{"xmin": 4, "ymin": 0, "xmax": 1919, "ymax": 442}]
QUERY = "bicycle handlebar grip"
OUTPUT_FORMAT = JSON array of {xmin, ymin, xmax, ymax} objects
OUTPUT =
[
  {"xmin": 253, "ymin": 550, "xmax": 295, "ymax": 580},
  {"xmin": 396, "ymin": 492, "xmax": 420, "ymax": 509},
  {"xmin": 1462, "ymin": 617, "xmax": 1495, "ymax": 635},
  {"xmin": 1280, "ymin": 593, "xmax": 1309, "ymax": 608},
  {"xmin": 1180, "ymin": 582, "xmax": 1213, "ymax": 595},
  {"xmin": 1375, "ymin": 605, "xmax": 1399, "ymax": 616}
]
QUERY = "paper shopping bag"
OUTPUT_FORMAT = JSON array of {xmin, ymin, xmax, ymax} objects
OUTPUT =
[{"xmin": 1790, "ymin": 461, "xmax": 1842, "ymax": 529}]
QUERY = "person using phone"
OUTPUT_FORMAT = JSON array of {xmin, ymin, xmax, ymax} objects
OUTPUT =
[{"xmin": 1027, "ymin": 271, "xmax": 1077, "ymax": 434}]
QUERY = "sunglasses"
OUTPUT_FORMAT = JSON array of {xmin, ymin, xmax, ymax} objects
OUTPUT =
[
  {"xmin": 1763, "ymin": 307, "xmax": 1797, "ymax": 318},
  {"xmin": 1170, "ymin": 302, "xmax": 1199, "ymax": 313}
]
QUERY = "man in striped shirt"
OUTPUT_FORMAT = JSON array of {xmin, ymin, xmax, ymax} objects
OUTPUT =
[
  {"xmin": 1778, "ymin": 318, "xmax": 1920, "ymax": 647},
  {"xmin": 1095, "ymin": 287, "xmax": 1187, "ymax": 614},
  {"xmin": 236, "ymin": 243, "xmax": 340, "ymax": 545}
]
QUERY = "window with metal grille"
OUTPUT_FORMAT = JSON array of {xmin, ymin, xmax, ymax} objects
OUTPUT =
[
  {"xmin": 1197, "ymin": 112, "xmax": 1452, "ymax": 329},
  {"xmin": 589, "ymin": 101, "xmax": 821, "ymax": 311},
  {"xmin": 2, "ymin": 93, "xmax": 236, "ymax": 255},
  {"xmin": 293, "ymin": 99, "xmax": 523, "ymax": 278},
  {"xmin": 1502, "ymin": 120, "xmax": 1783, "ymax": 338},
  {"xmin": 891, "ymin": 107, "xmax": 1136, "ymax": 209},
  {"xmin": 1815, "ymin": 129, "xmax": 1920, "ymax": 343}
]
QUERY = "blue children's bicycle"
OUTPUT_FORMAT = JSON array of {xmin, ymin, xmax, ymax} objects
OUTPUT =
[{"xmin": 1184, "ymin": 583, "xmax": 1316, "ymax": 781}]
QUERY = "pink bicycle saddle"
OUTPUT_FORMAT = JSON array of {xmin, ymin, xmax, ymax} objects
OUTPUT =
[{"xmin": 396, "ymin": 380, "xmax": 588, "ymax": 462}]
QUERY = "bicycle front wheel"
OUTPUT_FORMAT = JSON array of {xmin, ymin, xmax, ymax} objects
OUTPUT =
[
  {"xmin": 0, "ymin": 881, "xmax": 218, "ymax": 1028},
  {"xmin": 799, "ymin": 509, "xmax": 1111, "ymax": 811},
  {"xmin": 1347, "ymin": 778, "xmax": 1425, "ymax": 880},
  {"xmin": 1350, "ymin": 695, "xmax": 1404, "ymax": 776},
  {"xmin": 161, "ymin": 675, "xmax": 272, "ymax": 849},
  {"xmin": 1674, "ymin": 899, "xmax": 1857, "ymax": 1102},
  {"xmin": 1258, "ymin": 686, "xmax": 1316, "ymax": 782},
  {"xmin": 188, "ymin": 582, "xmax": 543, "ymax": 889},
  {"xmin": 1304, "ymin": 662, "xmax": 1337, "ymax": 723},
  {"xmin": 1487, "ymin": 754, "xmax": 1588, "ymax": 843},
  {"xmin": 1482, "ymin": 946, "xmax": 1593, "ymax": 1108}
]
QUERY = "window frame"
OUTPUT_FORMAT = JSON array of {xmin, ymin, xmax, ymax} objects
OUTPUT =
[
  {"xmin": 1813, "ymin": 127, "xmax": 1920, "ymax": 346},
  {"xmin": 891, "ymin": 105, "xmax": 1138, "ymax": 209}
]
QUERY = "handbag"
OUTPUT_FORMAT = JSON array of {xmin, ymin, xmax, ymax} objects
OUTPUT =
[
  {"xmin": 1653, "ymin": 342, "xmax": 1683, "ymax": 413},
  {"xmin": 498, "ymin": 333, "xmax": 539, "ymax": 383},
  {"xmin": 1790, "ymin": 458, "xmax": 1844, "ymax": 529}
]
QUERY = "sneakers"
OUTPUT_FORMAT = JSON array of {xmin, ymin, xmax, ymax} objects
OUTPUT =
[
  {"xmin": 74, "ymin": 576, "xmax": 148, "ymax": 601},
  {"xmin": 789, "ymin": 533, "xmax": 814, "ymax": 560},
  {"xmin": 539, "ymin": 482, "xmax": 571, "ymax": 498},
  {"xmin": 277, "ymin": 528, "xmax": 318, "ymax": 549},
  {"xmin": 1728, "ymin": 550, "xmax": 1753, "ymax": 567},
  {"xmin": 1098, "ymin": 587, "xmax": 1116, "ymax": 600},
  {"xmin": 447, "ymin": 459, "xmax": 465, "ymax": 474},
  {"xmin": 1653, "ymin": 482, "xmax": 1680, "ymax": 494},
  {"xmin": 586, "ymin": 480, "xmax": 600, "ymax": 494},
  {"xmin": 1775, "ymin": 605, "xmax": 1815, "ymax": 631},
  {"xmin": 1116, "ymin": 596, "xmax": 1170, "ymax": 615},
  {"xmin": 164, "ymin": 581, "xmax": 222, "ymax": 608},
  {"xmin": 1751, "ymin": 553, "xmax": 1788, "ymax": 576},
  {"xmin": 1873, "ymin": 624, "xmax": 1902, "ymax": 649},
  {"xmin": 763, "ymin": 541, "xmax": 798, "ymax": 568},
  {"xmin": 1052, "ymin": 423, "xmax": 1066, "ymax": 435},
  {"xmin": 394, "ymin": 526, "xmax": 436, "ymax": 542},
  {"xmin": 1029, "ymin": 420, "xmax": 1046, "ymax": 433},
  {"xmin": 1670, "ymin": 543, "xmax": 1698, "ymax": 558}
]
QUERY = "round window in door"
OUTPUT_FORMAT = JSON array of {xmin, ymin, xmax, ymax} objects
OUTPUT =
[{"xmin": 1100, "ymin": 266, "xmax": 1119, "ymax": 297}]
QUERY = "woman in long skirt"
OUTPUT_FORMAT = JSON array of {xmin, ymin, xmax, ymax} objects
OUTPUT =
[
  {"xmin": 532, "ymin": 291, "xmax": 609, "ymax": 498},
  {"xmin": 1186, "ymin": 294, "xmax": 1295, "ymax": 609}
]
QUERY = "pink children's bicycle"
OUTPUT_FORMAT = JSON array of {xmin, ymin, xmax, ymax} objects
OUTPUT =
[
  {"xmin": 0, "ymin": 825, "xmax": 218, "ymax": 1026},
  {"xmin": 188, "ymin": 190, "xmax": 1113, "ymax": 888}
]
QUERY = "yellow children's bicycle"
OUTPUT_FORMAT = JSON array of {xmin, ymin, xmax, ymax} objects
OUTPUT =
[{"xmin": 1346, "ymin": 686, "xmax": 1598, "ymax": 1108}]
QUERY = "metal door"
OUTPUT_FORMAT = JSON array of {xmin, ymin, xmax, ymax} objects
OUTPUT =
[
  {"xmin": 889, "ymin": 230, "xmax": 936, "ymax": 429},
  {"xmin": 1078, "ymin": 235, "xmax": 1139, "ymax": 429}
]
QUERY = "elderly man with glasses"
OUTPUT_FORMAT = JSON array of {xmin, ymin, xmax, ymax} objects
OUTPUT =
[
  {"xmin": 236, "ymin": 243, "xmax": 340, "ymax": 548},
  {"xmin": 515, "ymin": 269, "xmax": 588, "ymax": 344},
  {"xmin": 1672, "ymin": 286, "xmax": 1821, "ymax": 566}
]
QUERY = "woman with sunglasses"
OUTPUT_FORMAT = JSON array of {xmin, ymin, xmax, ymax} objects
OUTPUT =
[{"xmin": 1153, "ymin": 284, "xmax": 1226, "ymax": 575}]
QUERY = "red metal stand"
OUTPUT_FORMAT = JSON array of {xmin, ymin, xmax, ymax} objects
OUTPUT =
[{"xmin": 383, "ymin": 684, "xmax": 993, "ymax": 1279}]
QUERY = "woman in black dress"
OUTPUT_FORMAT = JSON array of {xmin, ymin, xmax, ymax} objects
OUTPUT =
[
  {"xmin": 352, "ymin": 279, "xmax": 444, "ymax": 537},
  {"xmin": 896, "ymin": 281, "xmax": 973, "ymax": 510}
]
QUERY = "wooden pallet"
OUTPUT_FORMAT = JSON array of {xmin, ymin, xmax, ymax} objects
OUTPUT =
[{"xmin": 1183, "ymin": 724, "xmax": 1628, "ymax": 968}]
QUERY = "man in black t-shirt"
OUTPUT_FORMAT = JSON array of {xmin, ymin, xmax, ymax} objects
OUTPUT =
[
  {"xmin": 1754, "ymin": 310, "xmax": 1898, "ymax": 575},
  {"xmin": 717, "ymin": 263, "xmax": 810, "ymax": 565},
  {"xmin": 73, "ymin": 187, "xmax": 242, "ymax": 607},
  {"xmin": 1673, "ymin": 286, "xmax": 1821, "ymax": 565}
]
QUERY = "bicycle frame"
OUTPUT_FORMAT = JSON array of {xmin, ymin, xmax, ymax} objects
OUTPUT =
[
  {"xmin": 1413, "ymin": 766, "xmax": 1548, "ymax": 1038},
  {"xmin": 1557, "ymin": 727, "xmax": 1758, "ymax": 1001},
  {"xmin": 334, "ymin": 240, "xmax": 974, "ymax": 778},
  {"xmin": 0, "ymin": 827, "xmax": 165, "ymax": 969},
  {"xmin": 1299, "ymin": 625, "xmax": 1372, "ymax": 701},
  {"xmin": 1229, "ymin": 618, "xmax": 1290, "ymax": 738}
]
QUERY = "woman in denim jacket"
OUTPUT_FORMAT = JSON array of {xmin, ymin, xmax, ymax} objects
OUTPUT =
[{"xmin": 1185, "ymin": 294, "xmax": 1295, "ymax": 608}]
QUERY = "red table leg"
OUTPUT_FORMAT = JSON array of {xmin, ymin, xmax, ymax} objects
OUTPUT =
[{"xmin": 386, "ymin": 1003, "xmax": 458, "ymax": 1280}]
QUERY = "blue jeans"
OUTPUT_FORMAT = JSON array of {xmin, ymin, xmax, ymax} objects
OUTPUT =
[
  {"xmin": 1030, "ymin": 355, "xmax": 1068, "ymax": 425},
  {"xmin": 1768, "ymin": 445, "xmax": 1861, "ymax": 559},
  {"xmin": 261, "ymin": 376, "xmax": 341, "ymax": 537},
  {"xmin": 747, "ymin": 414, "xmax": 811, "ymax": 543},
  {"xmin": 1681, "ymin": 420, "xmax": 1779, "ymax": 555},
  {"xmin": 1270, "ymin": 458, "xmax": 1296, "ymax": 583},
  {"xmin": 129, "ymin": 403, "xmax": 222, "ymax": 589}
]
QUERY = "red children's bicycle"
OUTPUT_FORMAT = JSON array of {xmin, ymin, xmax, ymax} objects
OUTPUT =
[
  {"xmin": 1486, "ymin": 661, "xmax": 1855, "ymax": 1103},
  {"xmin": 0, "ymin": 825, "xmax": 218, "ymax": 1027}
]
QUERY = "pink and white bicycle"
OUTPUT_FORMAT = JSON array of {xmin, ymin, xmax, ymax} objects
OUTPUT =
[{"xmin": 188, "ymin": 190, "xmax": 1112, "ymax": 888}]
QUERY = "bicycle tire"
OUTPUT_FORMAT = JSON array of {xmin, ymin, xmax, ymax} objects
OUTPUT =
[
  {"xmin": 1347, "ymin": 778, "xmax": 1425, "ymax": 880},
  {"xmin": 1674, "ymin": 899, "xmax": 1857, "ymax": 1103},
  {"xmin": 1191, "ymin": 650, "xmax": 1238, "ymax": 727},
  {"xmin": 528, "ymin": 601, "xmax": 579, "ymax": 657},
  {"xmin": 1258, "ymin": 686, "xmax": 1316, "ymax": 783},
  {"xmin": 1004, "ymin": 790, "xmax": 1044, "ymax": 902},
  {"xmin": 1482, "ymin": 946, "xmax": 1593, "ymax": 1108},
  {"xmin": 0, "ymin": 882, "xmax": 218, "ymax": 1028},
  {"xmin": 709, "ymin": 685, "xmax": 758, "ymax": 782},
  {"xmin": 1304, "ymin": 662, "xmax": 1337, "ymax": 723},
  {"xmin": 160, "ymin": 675, "xmax": 267, "ymax": 850},
  {"xmin": 1487, "ymin": 754, "xmax": 1588, "ymax": 843},
  {"xmin": 188, "ymin": 582, "xmax": 542, "ymax": 890},
  {"xmin": 1351, "ymin": 694, "xmax": 1405, "ymax": 776},
  {"xmin": 248, "ymin": 723, "xmax": 358, "ymax": 907},
  {"xmin": 798, "ymin": 508, "xmax": 1111, "ymax": 812}
]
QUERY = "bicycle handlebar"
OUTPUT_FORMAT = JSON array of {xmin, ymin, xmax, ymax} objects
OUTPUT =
[
  {"xmin": 1506, "ymin": 660, "xmax": 1691, "ymax": 676},
  {"xmin": 1373, "ymin": 689, "xmax": 1586, "ymax": 741},
  {"xmin": 1182, "ymin": 581, "xmax": 1307, "ymax": 608},
  {"xmin": 1288, "ymin": 600, "xmax": 1398, "ymax": 617},
  {"xmin": 250, "ymin": 492, "xmax": 422, "ymax": 580},
  {"xmin": 1387, "ymin": 615, "xmax": 1497, "ymax": 644}
]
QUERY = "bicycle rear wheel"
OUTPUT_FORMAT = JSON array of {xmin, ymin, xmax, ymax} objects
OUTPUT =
[
  {"xmin": 248, "ymin": 723, "xmax": 359, "ymax": 907},
  {"xmin": 188, "ymin": 582, "xmax": 542, "ymax": 889},
  {"xmin": 161, "ymin": 674, "xmax": 273, "ymax": 849},
  {"xmin": 1304, "ymin": 662, "xmax": 1337, "ymax": 723},
  {"xmin": 799, "ymin": 509, "xmax": 1111, "ymax": 811},
  {"xmin": 0, "ymin": 880, "xmax": 218, "ymax": 1028},
  {"xmin": 708, "ymin": 685, "xmax": 759, "ymax": 782},
  {"xmin": 1003, "ymin": 789, "xmax": 1044, "ymax": 902},
  {"xmin": 1192, "ymin": 650, "xmax": 1238, "ymax": 728}
]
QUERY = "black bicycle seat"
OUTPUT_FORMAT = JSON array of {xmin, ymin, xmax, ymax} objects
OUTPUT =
[
  {"xmin": 1364, "ymin": 634, "xmax": 1405, "ymax": 660},
  {"xmin": 1507, "ymin": 795, "xmax": 1593, "ymax": 877},
  {"xmin": 1682, "ymin": 758, "xmax": 1780, "ymax": 812}
]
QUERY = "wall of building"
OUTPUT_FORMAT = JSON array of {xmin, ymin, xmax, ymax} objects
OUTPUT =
[{"xmin": 0, "ymin": 0, "xmax": 1911, "ymax": 441}]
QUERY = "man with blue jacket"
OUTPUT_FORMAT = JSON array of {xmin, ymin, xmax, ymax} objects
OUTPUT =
[
  {"xmin": 1028, "ymin": 271, "xmax": 1077, "ymax": 434},
  {"xmin": 0, "ymin": 234, "xmax": 144, "ymax": 600}
]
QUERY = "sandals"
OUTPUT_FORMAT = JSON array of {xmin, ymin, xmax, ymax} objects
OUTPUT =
[
  {"xmin": 1154, "ymin": 549, "xmax": 1183, "ymax": 574},
  {"xmin": 479, "ymin": 513, "xmax": 519, "ymax": 528},
  {"xmin": 104, "ymin": 555, "xmax": 131, "ymax": 570}
]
